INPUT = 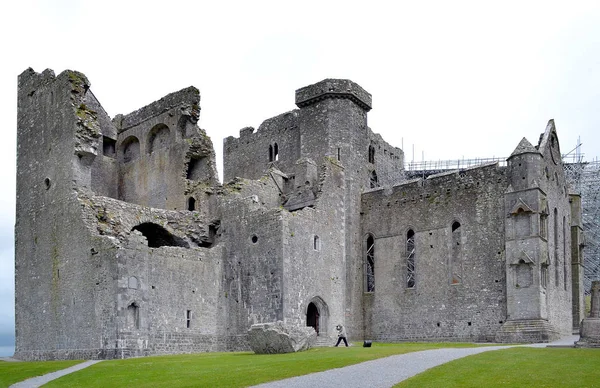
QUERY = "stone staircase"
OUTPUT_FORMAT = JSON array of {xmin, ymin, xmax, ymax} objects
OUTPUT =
[
  {"xmin": 495, "ymin": 319, "xmax": 561, "ymax": 343},
  {"xmin": 314, "ymin": 336, "xmax": 333, "ymax": 347}
]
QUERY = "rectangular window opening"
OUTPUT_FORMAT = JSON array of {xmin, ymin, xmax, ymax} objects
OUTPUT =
[{"xmin": 186, "ymin": 310, "xmax": 192, "ymax": 328}]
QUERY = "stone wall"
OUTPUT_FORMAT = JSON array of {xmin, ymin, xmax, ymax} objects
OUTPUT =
[{"xmin": 361, "ymin": 163, "xmax": 508, "ymax": 341}]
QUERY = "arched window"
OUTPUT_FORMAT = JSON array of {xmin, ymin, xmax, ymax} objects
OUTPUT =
[
  {"xmin": 369, "ymin": 171, "xmax": 379, "ymax": 189},
  {"xmin": 127, "ymin": 302, "xmax": 140, "ymax": 330},
  {"xmin": 274, "ymin": 143, "xmax": 279, "ymax": 161},
  {"xmin": 365, "ymin": 235, "xmax": 375, "ymax": 292},
  {"xmin": 554, "ymin": 208, "xmax": 559, "ymax": 286},
  {"xmin": 368, "ymin": 145, "xmax": 375, "ymax": 163},
  {"xmin": 406, "ymin": 229, "xmax": 416, "ymax": 288},
  {"xmin": 187, "ymin": 197, "xmax": 196, "ymax": 211},
  {"xmin": 563, "ymin": 216, "xmax": 567, "ymax": 290},
  {"xmin": 451, "ymin": 221, "xmax": 462, "ymax": 284},
  {"xmin": 269, "ymin": 145, "xmax": 273, "ymax": 162}
]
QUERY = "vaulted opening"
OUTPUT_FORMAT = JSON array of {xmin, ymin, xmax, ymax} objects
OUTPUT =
[
  {"xmin": 121, "ymin": 136, "xmax": 140, "ymax": 163},
  {"xmin": 103, "ymin": 136, "xmax": 116, "ymax": 157},
  {"xmin": 148, "ymin": 124, "xmax": 170, "ymax": 154},
  {"xmin": 132, "ymin": 222, "xmax": 189, "ymax": 248},
  {"xmin": 187, "ymin": 156, "xmax": 207, "ymax": 180}
]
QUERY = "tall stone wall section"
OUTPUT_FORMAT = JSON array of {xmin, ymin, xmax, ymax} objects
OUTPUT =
[
  {"xmin": 15, "ymin": 69, "xmax": 118, "ymax": 360},
  {"xmin": 280, "ymin": 159, "xmax": 347, "ymax": 342},
  {"xmin": 361, "ymin": 163, "xmax": 508, "ymax": 341}
]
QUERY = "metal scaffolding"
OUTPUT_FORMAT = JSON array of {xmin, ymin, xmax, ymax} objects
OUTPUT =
[
  {"xmin": 563, "ymin": 156, "xmax": 600, "ymax": 294},
  {"xmin": 403, "ymin": 152, "xmax": 600, "ymax": 294}
]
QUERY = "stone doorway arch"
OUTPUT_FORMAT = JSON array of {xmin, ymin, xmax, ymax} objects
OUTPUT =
[{"xmin": 305, "ymin": 296, "xmax": 329, "ymax": 336}]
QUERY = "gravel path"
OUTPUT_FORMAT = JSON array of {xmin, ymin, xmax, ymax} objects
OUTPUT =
[
  {"xmin": 9, "ymin": 360, "xmax": 102, "ymax": 388},
  {"xmin": 250, "ymin": 345, "xmax": 513, "ymax": 388},
  {"xmin": 251, "ymin": 336, "xmax": 579, "ymax": 388}
]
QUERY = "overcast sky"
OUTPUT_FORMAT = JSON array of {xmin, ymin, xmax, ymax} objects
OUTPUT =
[{"xmin": 0, "ymin": 0, "xmax": 599, "ymax": 353}]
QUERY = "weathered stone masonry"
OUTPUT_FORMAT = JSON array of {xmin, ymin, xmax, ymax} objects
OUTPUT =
[{"xmin": 14, "ymin": 68, "xmax": 583, "ymax": 360}]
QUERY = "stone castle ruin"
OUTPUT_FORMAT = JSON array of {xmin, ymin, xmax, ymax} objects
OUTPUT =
[{"xmin": 15, "ymin": 68, "xmax": 584, "ymax": 360}]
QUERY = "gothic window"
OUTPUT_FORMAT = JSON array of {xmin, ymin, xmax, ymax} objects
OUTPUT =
[
  {"xmin": 554, "ymin": 208, "xmax": 559, "ymax": 286},
  {"xmin": 365, "ymin": 234, "xmax": 375, "ymax": 292},
  {"xmin": 407, "ymin": 229, "xmax": 416, "ymax": 288},
  {"xmin": 368, "ymin": 145, "xmax": 375, "ymax": 163},
  {"xmin": 369, "ymin": 171, "xmax": 379, "ymax": 189},
  {"xmin": 451, "ymin": 221, "xmax": 462, "ymax": 284},
  {"xmin": 563, "ymin": 216, "xmax": 568, "ymax": 290}
]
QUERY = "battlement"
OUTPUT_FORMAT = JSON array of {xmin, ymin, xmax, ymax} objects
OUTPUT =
[
  {"xmin": 295, "ymin": 79, "xmax": 372, "ymax": 111},
  {"xmin": 115, "ymin": 86, "xmax": 200, "ymax": 133}
]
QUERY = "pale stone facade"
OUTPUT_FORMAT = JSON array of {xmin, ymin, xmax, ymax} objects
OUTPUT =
[{"xmin": 14, "ymin": 68, "xmax": 583, "ymax": 360}]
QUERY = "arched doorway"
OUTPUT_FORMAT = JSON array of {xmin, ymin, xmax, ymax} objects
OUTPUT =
[
  {"xmin": 306, "ymin": 296, "xmax": 329, "ymax": 336},
  {"xmin": 306, "ymin": 302, "xmax": 320, "ymax": 334}
]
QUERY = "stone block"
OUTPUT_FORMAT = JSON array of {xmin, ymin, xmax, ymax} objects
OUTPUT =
[{"xmin": 248, "ymin": 321, "xmax": 316, "ymax": 354}]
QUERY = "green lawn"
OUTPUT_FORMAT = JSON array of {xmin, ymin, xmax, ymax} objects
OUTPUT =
[
  {"xmin": 6, "ymin": 345, "xmax": 599, "ymax": 388},
  {"xmin": 42, "ymin": 343, "xmax": 480, "ymax": 388},
  {"xmin": 0, "ymin": 360, "xmax": 83, "ymax": 387},
  {"xmin": 396, "ymin": 347, "xmax": 600, "ymax": 388}
]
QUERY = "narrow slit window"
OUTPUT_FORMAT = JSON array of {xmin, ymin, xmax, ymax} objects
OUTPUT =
[
  {"xmin": 407, "ymin": 229, "xmax": 416, "ymax": 288},
  {"xmin": 313, "ymin": 235, "xmax": 320, "ymax": 251},
  {"xmin": 366, "ymin": 235, "xmax": 375, "ymax": 292},
  {"xmin": 368, "ymin": 145, "xmax": 375, "ymax": 163},
  {"xmin": 186, "ymin": 310, "xmax": 192, "ymax": 328},
  {"xmin": 269, "ymin": 145, "xmax": 273, "ymax": 162},
  {"xmin": 274, "ymin": 143, "xmax": 279, "ymax": 161},
  {"xmin": 187, "ymin": 197, "xmax": 196, "ymax": 211},
  {"xmin": 451, "ymin": 221, "xmax": 462, "ymax": 284}
]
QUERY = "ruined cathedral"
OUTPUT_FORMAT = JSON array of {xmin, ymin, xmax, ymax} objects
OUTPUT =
[{"xmin": 15, "ymin": 68, "xmax": 584, "ymax": 360}]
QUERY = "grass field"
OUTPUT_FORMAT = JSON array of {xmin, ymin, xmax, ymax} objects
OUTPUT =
[
  {"xmin": 3, "ymin": 344, "xmax": 600, "ymax": 388},
  {"xmin": 0, "ymin": 360, "xmax": 83, "ymax": 387},
  {"xmin": 396, "ymin": 347, "xmax": 600, "ymax": 388},
  {"xmin": 41, "ymin": 343, "xmax": 477, "ymax": 388}
]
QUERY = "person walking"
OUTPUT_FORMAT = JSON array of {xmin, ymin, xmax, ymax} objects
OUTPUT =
[{"xmin": 335, "ymin": 324, "xmax": 348, "ymax": 347}]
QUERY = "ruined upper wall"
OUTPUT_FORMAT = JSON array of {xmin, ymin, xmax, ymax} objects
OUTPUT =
[
  {"xmin": 223, "ymin": 110, "xmax": 301, "ymax": 182},
  {"xmin": 114, "ymin": 86, "xmax": 200, "ymax": 133}
]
